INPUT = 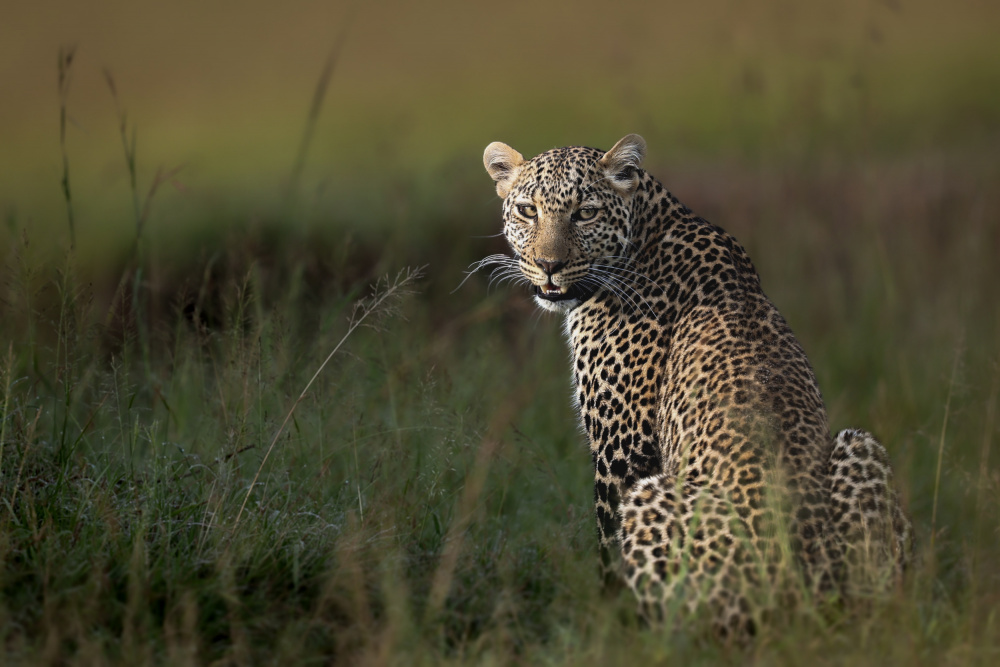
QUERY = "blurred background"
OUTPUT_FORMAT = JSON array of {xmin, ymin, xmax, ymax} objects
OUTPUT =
[{"xmin": 2, "ymin": 0, "xmax": 998, "ymax": 261}]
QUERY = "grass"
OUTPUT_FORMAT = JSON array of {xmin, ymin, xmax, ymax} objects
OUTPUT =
[
  {"xmin": 2, "ymin": 10, "xmax": 1000, "ymax": 661},
  {"xmin": 2, "ymin": 148, "xmax": 998, "ymax": 664}
]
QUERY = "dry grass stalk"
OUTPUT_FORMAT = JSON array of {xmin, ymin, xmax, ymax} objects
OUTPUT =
[{"xmin": 233, "ymin": 266, "xmax": 424, "ymax": 528}]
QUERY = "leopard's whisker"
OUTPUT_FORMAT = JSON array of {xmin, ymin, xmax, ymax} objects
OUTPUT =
[
  {"xmin": 452, "ymin": 253, "xmax": 519, "ymax": 293},
  {"xmin": 589, "ymin": 268, "xmax": 656, "ymax": 319}
]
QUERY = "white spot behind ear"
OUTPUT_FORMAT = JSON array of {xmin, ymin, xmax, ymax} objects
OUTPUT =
[
  {"xmin": 599, "ymin": 134, "xmax": 646, "ymax": 193},
  {"xmin": 483, "ymin": 142, "xmax": 525, "ymax": 199}
]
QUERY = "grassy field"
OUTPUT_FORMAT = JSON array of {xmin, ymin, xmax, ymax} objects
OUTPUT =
[{"xmin": 2, "ymin": 1, "xmax": 1000, "ymax": 664}]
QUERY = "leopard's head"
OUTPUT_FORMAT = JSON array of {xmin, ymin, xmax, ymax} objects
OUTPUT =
[{"xmin": 483, "ymin": 134, "xmax": 646, "ymax": 312}]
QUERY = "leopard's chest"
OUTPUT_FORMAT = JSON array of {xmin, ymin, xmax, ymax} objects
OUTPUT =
[{"xmin": 566, "ymin": 297, "xmax": 668, "ymax": 487}]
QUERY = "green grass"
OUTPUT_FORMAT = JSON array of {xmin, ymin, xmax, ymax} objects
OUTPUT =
[{"xmin": 1, "ymin": 148, "xmax": 998, "ymax": 663}]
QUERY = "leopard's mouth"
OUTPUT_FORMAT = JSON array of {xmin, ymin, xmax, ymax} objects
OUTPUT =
[{"xmin": 534, "ymin": 281, "xmax": 596, "ymax": 303}]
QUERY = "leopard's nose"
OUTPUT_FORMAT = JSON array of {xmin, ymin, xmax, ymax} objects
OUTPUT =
[{"xmin": 534, "ymin": 258, "xmax": 565, "ymax": 276}]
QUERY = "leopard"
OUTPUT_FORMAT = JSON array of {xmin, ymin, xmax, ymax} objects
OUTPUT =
[{"xmin": 479, "ymin": 134, "xmax": 912, "ymax": 639}]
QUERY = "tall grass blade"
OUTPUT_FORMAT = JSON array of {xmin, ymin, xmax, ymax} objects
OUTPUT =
[
  {"xmin": 285, "ymin": 6, "xmax": 357, "ymax": 204},
  {"xmin": 930, "ymin": 340, "xmax": 963, "ymax": 552},
  {"xmin": 57, "ymin": 46, "xmax": 77, "ymax": 248}
]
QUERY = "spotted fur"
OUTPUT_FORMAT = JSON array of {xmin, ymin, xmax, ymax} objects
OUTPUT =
[{"xmin": 480, "ymin": 134, "xmax": 912, "ymax": 638}]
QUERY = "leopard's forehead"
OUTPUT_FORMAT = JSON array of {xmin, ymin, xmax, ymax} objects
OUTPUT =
[{"xmin": 510, "ymin": 145, "xmax": 606, "ymax": 195}]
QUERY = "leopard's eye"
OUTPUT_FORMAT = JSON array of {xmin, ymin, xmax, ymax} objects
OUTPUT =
[
  {"xmin": 573, "ymin": 207, "xmax": 599, "ymax": 223},
  {"xmin": 516, "ymin": 204, "xmax": 537, "ymax": 219}
]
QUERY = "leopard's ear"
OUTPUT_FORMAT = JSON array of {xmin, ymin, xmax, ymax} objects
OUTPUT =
[
  {"xmin": 599, "ymin": 134, "xmax": 646, "ymax": 194},
  {"xmin": 484, "ymin": 142, "xmax": 525, "ymax": 199}
]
